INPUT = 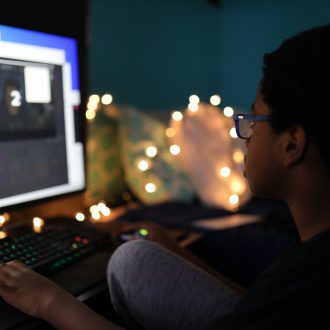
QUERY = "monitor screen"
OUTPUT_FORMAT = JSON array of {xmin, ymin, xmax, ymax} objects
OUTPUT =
[{"xmin": 0, "ymin": 24, "xmax": 85, "ymax": 209}]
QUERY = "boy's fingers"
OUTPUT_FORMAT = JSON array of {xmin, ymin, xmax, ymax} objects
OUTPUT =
[
  {"xmin": 0, "ymin": 273, "xmax": 16, "ymax": 289},
  {"xmin": 0, "ymin": 270, "xmax": 10, "ymax": 281},
  {"xmin": 0, "ymin": 263, "xmax": 14, "ymax": 275},
  {"xmin": 7, "ymin": 260, "xmax": 29, "ymax": 271}
]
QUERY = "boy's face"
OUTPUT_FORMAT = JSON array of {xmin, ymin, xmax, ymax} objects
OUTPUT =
[{"xmin": 244, "ymin": 86, "xmax": 285, "ymax": 199}]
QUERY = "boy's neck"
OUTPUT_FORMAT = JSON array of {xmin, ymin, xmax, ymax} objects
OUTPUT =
[{"xmin": 288, "ymin": 182, "xmax": 330, "ymax": 242}]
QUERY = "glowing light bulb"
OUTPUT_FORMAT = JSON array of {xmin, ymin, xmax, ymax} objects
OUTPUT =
[
  {"xmin": 101, "ymin": 207, "xmax": 111, "ymax": 216},
  {"xmin": 188, "ymin": 103, "xmax": 199, "ymax": 112},
  {"xmin": 0, "ymin": 216, "xmax": 5, "ymax": 226},
  {"xmin": 169, "ymin": 144, "xmax": 181, "ymax": 155},
  {"xmin": 224, "ymin": 107, "xmax": 234, "ymax": 117},
  {"xmin": 0, "ymin": 231, "xmax": 7, "ymax": 239},
  {"xmin": 145, "ymin": 183, "xmax": 157, "ymax": 193},
  {"xmin": 146, "ymin": 146, "xmax": 158, "ymax": 158},
  {"xmin": 172, "ymin": 111, "xmax": 183, "ymax": 121},
  {"xmin": 89, "ymin": 94, "xmax": 100, "ymax": 103},
  {"xmin": 233, "ymin": 150, "xmax": 244, "ymax": 163},
  {"xmin": 210, "ymin": 94, "xmax": 221, "ymax": 106},
  {"xmin": 75, "ymin": 212, "xmax": 85, "ymax": 222},
  {"xmin": 229, "ymin": 194, "xmax": 239, "ymax": 205},
  {"xmin": 165, "ymin": 127, "xmax": 176, "ymax": 138},
  {"xmin": 230, "ymin": 181, "xmax": 246, "ymax": 194},
  {"xmin": 101, "ymin": 94, "xmax": 113, "ymax": 105},
  {"xmin": 33, "ymin": 217, "xmax": 45, "ymax": 233},
  {"xmin": 220, "ymin": 166, "xmax": 231, "ymax": 177},
  {"xmin": 230, "ymin": 127, "xmax": 238, "ymax": 139},
  {"xmin": 92, "ymin": 212, "xmax": 101, "ymax": 221},
  {"xmin": 87, "ymin": 100, "xmax": 98, "ymax": 111},
  {"xmin": 0, "ymin": 213, "xmax": 10, "ymax": 227},
  {"xmin": 33, "ymin": 217, "xmax": 44, "ymax": 227},
  {"xmin": 86, "ymin": 110, "xmax": 96, "ymax": 120},
  {"xmin": 137, "ymin": 159, "xmax": 149, "ymax": 171},
  {"xmin": 97, "ymin": 202, "xmax": 107, "ymax": 212},
  {"xmin": 189, "ymin": 95, "xmax": 200, "ymax": 104},
  {"xmin": 89, "ymin": 205, "xmax": 98, "ymax": 214}
]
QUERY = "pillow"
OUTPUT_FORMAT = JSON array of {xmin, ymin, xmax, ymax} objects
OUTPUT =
[
  {"xmin": 86, "ymin": 106, "xmax": 128, "ymax": 205},
  {"xmin": 118, "ymin": 107, "xmax": 195, "ymax": 205},
  {"xmin": 169, "ymin": 103, "xmax": 251, "ymax": 211}
]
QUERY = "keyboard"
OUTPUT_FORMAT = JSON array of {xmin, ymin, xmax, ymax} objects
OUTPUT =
[{"xmin": 0, "ymin": 223, "xmax": 112, "ymax": 275}]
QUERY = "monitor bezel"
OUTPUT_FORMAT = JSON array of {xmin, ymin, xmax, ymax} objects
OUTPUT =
[{"xmin": 0, "ymin": 1, "xmax": 88, "ymax": 213}]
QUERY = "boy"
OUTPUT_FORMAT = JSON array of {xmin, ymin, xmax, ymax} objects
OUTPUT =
[{"xmin": 1, "ymin": 24, "xmax": 329, "ymax": 330}]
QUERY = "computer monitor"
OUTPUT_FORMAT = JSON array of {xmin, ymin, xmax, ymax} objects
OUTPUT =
[{"xmin": 0, "ymin": 24, "xmax": 85, "ymax": 210}]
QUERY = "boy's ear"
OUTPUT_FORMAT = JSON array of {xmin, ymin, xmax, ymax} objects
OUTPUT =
[{"xmin": 282, "ymin": 126, "xmax": 308, "ymax": 167}]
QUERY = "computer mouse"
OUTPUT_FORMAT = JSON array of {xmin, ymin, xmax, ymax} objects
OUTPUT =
[{"xmin": 117, "ymin": 228, "xmax": 149, "ymax": 242}]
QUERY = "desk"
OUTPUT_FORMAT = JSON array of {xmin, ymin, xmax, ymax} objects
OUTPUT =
[
  {"xmin": 0, "ymin": 202, "xmax": 202, "ymax": 329},
  {"xmin": 0, "ymin": 243, "xmax": 117, "ymax": 329}
]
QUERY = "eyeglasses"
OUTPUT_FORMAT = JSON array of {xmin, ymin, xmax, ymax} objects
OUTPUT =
[{"xmin": 233, "ymin": 114, "xmax": 271, "ymax": 139}]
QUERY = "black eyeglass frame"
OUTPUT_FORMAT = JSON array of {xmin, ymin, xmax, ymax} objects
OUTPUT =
[{"xmin": 233, "ymin": 114, "xmax": 271, "ymax": 139}]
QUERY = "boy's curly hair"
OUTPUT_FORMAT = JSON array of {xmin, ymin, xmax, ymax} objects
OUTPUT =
[{"xmin": 261, "ymin": 24, "xmax": 330, "ymax": 171}]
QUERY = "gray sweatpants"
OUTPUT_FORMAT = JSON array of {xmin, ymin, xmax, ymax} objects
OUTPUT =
[{"xmin": 107, "ymin": 240, "xmax": 240, "ymax": 330}]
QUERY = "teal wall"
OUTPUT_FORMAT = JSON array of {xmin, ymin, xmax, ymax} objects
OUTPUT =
[{"xmin": 89, "ymin": 0, "xmax": 330, "ymax": 112}]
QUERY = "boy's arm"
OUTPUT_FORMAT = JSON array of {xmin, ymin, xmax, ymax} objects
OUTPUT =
[
  {"xmin": 44, "ymin": 290, "xmax": 124, "ymax": 330},
  {"xmin": 0, "ymin": 261, "xmax": 124, "ymax": 330}
]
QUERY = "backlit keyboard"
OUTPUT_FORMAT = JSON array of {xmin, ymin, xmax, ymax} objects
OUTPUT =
[{"xmin": 0, "ymin": 223, "xmax": 112, "ymax": 275}]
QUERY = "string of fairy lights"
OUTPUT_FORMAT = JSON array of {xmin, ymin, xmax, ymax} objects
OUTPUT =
[
  {"xmin": 0, "ymin": 92, "xmax": 247, "ymax": 234},
  {"xmin": 168, "ymin": 95, "xmax": 247, "ymax": 210},
  {"xmin": 85, "ymin": 92, "xmax": 246, "ymax": 210}
]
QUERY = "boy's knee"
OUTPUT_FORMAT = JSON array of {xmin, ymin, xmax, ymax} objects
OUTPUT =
[{"xmin": 107, "ymin": 239, "xmax": 158, "ymax": 281}]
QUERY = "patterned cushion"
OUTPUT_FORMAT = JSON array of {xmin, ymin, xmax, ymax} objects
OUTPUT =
[
  {"xmin": 169, "ymin": 103, "xmax": 251, "ymax": 211},
  {"xmin": 119, "ymin": 107, "xmax": 195, "ymax": 205},
  {"xmin": 86, "ymin": 106, "xmax": 128, "ymax": 205}
]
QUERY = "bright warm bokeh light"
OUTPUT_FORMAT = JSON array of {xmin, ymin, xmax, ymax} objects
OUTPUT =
[
  {"xmin": 101, "ymin": 207, "xmax": 111, "ymax": 216},
  {"xmin": 223, "ymin": 107, "xmax": 234, "ymax": 117},
  {"xmin": 229, "ymin": 127, "xmax": 238, "ymax": 139},
  {"xmin": 137, "ymin": 159, "xmax": 149, "ymax": 171},
  {"xmin": 33, "ymin": 217, "xmax": 44, "ymax": 227},
  {"xmin": 86, "ymin": 109, "xmax": 96, "ymax": 120},
  {"xmin": 220, "ymin": 166, "xmax": 231, "ymax": 177},
  {"xmin": 145, "ymin": 183, "xmax": 157, "ymax": 193},
  {"xmin": 89, "ymin": 205, "xmax": 98, "ymax": 214},
  {"xmin": 210, "ymin": 95, "xmax": 221, "ymax": 106},
  {"xmin": 188, "ymin": 103, "xmax": 199, "ymax": 112},
  {"xmin": 233, "ymin": 150, "xmax": 244, "ymax": 163},
  {"xmin": 146, "ymin": 146, "xmax": 158, "ymax": 158},
  {"xmin": 0, "ymin": 214, "xmax": 10, "ymax": 230},
  {"xmin": 0, "ymin": 216, "xmax": 5, "ymax": 226},
  {"xmin": 169, "ymin": 144, "xmax": 181, "ymax": 155},
  {"xmin": 101, "ymin": 94, "xmax": 113, "ymax": 105},
  {"xmin": 230, "ymin": 180, "xmax": 246, "ymax": 194},
  {"xmin": 189, "ymin": 95, "xmax": 200, "ymax": 104},
  {"xmin": 172, "ymin": 111, "xmax": 183, "ymax": 121},
  {"xmin": 165, "ymin": 127, "xmax": 176, "ymax": 138},
  {"xmin": 0, "ymin": 231, "xmax": 7, "ymax": 239},
  {"xmin": 97, "ymin": 202, "xmax": 107, "ymax": 212},
  {"xmin": 33, "ymin": 217, "xmax": 44, "ymax": 233},
  {"xmin": 87, "ymin": 100, "xmax": 98, "ymax": 110},
  {"xmin": 229, "ymin": 194, "xmax": 239, "ymax": 205},
  {"xmin": 75, "ymin": 212, "xmax": 85, "ymax": 222},
  {"xmin": 89, "ymin": 94, "xmax": 100, "ymax": 103},
  {"xmin": 92, "ymin": 212, "xmax": 101, "ymax": 221}
]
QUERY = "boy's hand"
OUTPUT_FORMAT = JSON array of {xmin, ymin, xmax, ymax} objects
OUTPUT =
[
  {"xmin": 118, "ymin": 221, "xmax": 183, "ymax": 252},
  {"xmin": 0, "ymin": 260, "xmax": 65, "ymax": 318}
]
